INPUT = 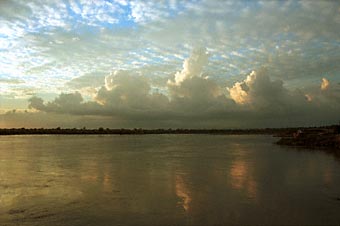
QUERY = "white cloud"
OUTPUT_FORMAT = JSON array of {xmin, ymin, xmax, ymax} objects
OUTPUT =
[
  {"xmin": 321, "ymin": 78, "xmax": 330, "ymax": 91},
  {"xmin": 228, "ymin": 69, "xmax": 291, "ymax": 107},
  {"xmin": 168, "ymin": 47, "xmax": 209, "ymax": 85}
]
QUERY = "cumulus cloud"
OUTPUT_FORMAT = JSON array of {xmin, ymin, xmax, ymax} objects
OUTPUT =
[
  {"xmin": 231, "ymin": 71, "xmax": 340, "ymax": 124},
  {"xmin": 168, "ymin": 47, "xmax": 209, "ymax": 85},
  {"xmin": 28, "ymin": 96, "xmax": 46, "ymax": 111},
  {"xmin": 318, "ymin": 79, "xmax": 340, "ymax": 105},
  {"xmin": 96, "ymin": 70, "xmax": 169, "ymax": 114},
  {"xmin": 28, "ymin": 92, "xmax": 103, "ymax": 115},
  {"xmin": 166, "ymin": 48, "xmax": 230, "ymax": 115},
  {"xmin": 28, "ymin": 70, "xmax": 170, "ymax": 120},
  {"xmin": 27, "ymin": 48, "xmax": 226, "ymax": 121},
  {"xmin": 321, "ymin": 78, "xmax": 330, "ymax": 91},
  {"xmin": 228, "ymin": 71, "xmax": 256, "ymax": 105},
  {"xmin": 13, "ymin": 45, "xmax": 340, "ymax": 128},
  {"xmin": 228, "ymin": 68, "xmax": 298, "ymax": 109},
  {"xmin": 30, "ymin": 92, "xmax": 83, "ymax": 110}
]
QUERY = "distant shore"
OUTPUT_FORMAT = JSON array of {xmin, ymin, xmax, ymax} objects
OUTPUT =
[
  {"xmin": 0, "ymin": 127, "xmax": 290, "ymax": 135},
  {"xmin": 0, "ymin": 126, "xmax": 338, "ymax": 136}
]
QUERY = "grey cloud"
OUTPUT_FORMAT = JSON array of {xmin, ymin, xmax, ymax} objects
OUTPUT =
[
  {"xmin": 166, "ymin": 48, "xmax": 231, "ymax": 114},
  {"xmin": 0, "ymin": 0, "xmax": 31, "ymax": 21},
  {"xmin": 0, "ymin": 78, "xmax": 25, "ymax": 84},
  {"xmin": 28, "ymin": 96, "xmax": 46, "ymax": 111},
  {"xmin": 66, "ymin": 72, "xmax": 106, "ymax": 89},
  {"xmin": 228, "ymin": 68, "xmax": 306, "ymax": 109},
  {"xmin": 29, "ymin": 92, "xmax": 103, "ymax": 115},
  {"xmin": 311, "ymin": 79, "xmax": 340, "ymax": 106},
  {"xmin": 96, "ymin": 70, "xmax": 169, "ymax": 112},
  {"xmin": 26, "ymin": 47, "xmax": 340, "ymax": 128},
  {"xmin": 28, "ymin": 49, "xmax": 228, "ymax": 119},
  {"xmin": 228, "ymin": 69, "xmax": 340, "ymax": 125}
]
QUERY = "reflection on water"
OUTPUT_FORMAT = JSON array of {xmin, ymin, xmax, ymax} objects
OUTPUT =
[
  {"xmin": 1, "ymin": 135, "xmax": 340, "ymax": 225},
  {"xmin": 175, "ymin": 174, "xmax": 191, "ymax": 212},
  {"xmin": 229, "ymin": 160, "xmax": 257, "ymax": 199},
  {"xmin": 323, "ymin": 167, "xmax": 333, "ymax": 187}
]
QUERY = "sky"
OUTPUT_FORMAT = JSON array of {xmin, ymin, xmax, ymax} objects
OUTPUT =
[{"xmin": 0, "ymin": 0, "xmax": 340, "ymax": 128}]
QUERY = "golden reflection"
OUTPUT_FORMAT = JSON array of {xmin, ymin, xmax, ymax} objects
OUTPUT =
[
  {"xmin": 78, "ymin": 159, "xmax": 117, "ymax": 194},
  {"xmin": 80, "ymin": 174, "xmax": 98, "ymax": 182},
  {"xmin": 175, "ymin": 174, "xmax": 191, "ymax": 212},
  {"xmin": 230, "ymin": 161, "xmax": 247, "ymax": 189},
  {"xmin": 102, "ymin": 168, "xmax": 114, "ymax": 193},
  {"xmin": 229, "ymin": 160, "xmax": 257, "ymax": 199},
  {"xmin": 80, "ymin": 160, "xmax": 99, "ymax": 182}
]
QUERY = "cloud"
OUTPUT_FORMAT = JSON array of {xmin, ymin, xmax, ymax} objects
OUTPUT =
[
  {"xmin": 29, "ymin": 70, "xmax": 170, "ymax": 120},
  {"xmin": 28, "ymin": 96, "xmax": 46, "ymax": 111},
  {"xmin": 1, "ymin": 0, "xmax": 339, "ymax": 130},
  {"xmin": 95, "ymin": 70, "xmax": 168, "ymax": 118},
  {"xmin": 96, "ymin": 70, "xmax": 169, "ymax": 113},
  {"xmin": 227, "ymin": 71, "xmax": 340, "ymax": 125},
  {"xmin": 303, "ymin": 78, "xmax": 340, "ymax": 103},
  {"xmin": 318, "ymin": 79, "xmax": 340, "ymax": 105},
  {"xmin": 168, "ymin": 47, "xmax": 209, "ymax": 85},
  {"xmin": 1, "ymin": 0, "xmax": 339, "ymax": 103},
  {"xmin": 27, "ymin": 48, "xmax": 229, "ymax": 121},
  {"xmin": 321, "ymin": 78, "xmax": 330, "ymax": 91},
  {"xmin": 66, "ymin": 72, "xmax": 106, "ymax": 89},
  {"xmin": 28, "ymin": 92, "xmax": 103, "ymax": 115},
  {"xmin": 228, "ymin": 68, "xmax": 295, "ymax": 108},
  {"xmin": 23, "ymin": 44, "xmax": 340, "ymax": 128},
  {"xmin": 227, "ymin": 68, "xmax": 340, "ymax": 122},
  {"xmin": 0, "ymin": 78, "xmax": 24, "ymax": 84},
  {"xmin": 166, "ymin": 48, "xmax": 231, "ymax": 115}
]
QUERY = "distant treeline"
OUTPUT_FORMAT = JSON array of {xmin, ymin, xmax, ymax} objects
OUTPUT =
[{"xmin": 0, "ymin": 126, "xmax": 337, "ymax": 136}]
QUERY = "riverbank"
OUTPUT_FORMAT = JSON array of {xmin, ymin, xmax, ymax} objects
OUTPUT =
[{"xmin": 276, "ymin": 125, "xmax": 340, "ymax": 149}]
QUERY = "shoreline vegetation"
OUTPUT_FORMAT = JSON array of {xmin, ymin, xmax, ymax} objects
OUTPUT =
[{"xmin": 0, "ymin": 127, "xmax": 297, "ymax": 135}]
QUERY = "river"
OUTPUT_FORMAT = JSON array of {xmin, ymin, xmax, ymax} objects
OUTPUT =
[{"xmin": 1, "ymin": 135, "xmax": 340, "ymax": 225}]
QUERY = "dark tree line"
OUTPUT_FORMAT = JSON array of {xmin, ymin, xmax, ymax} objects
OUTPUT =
[{"xmin": 1, "ymin": 126, "xmax": 337, "ymax": 136}]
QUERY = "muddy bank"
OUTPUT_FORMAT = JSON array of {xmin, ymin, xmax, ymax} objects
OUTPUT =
[{"xmin": 276, "ymin": 126, "xmax": 340, "ymax": 149}]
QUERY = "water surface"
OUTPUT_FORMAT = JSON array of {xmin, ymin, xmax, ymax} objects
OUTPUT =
[{"xmin": 1, "ymin": 135, "xmax": 340, "ymax": 225}]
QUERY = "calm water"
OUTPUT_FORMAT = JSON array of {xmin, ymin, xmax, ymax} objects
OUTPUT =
[{"xmin": 1, "ymin": 135, "xmax": 340, "ymax": 225}]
